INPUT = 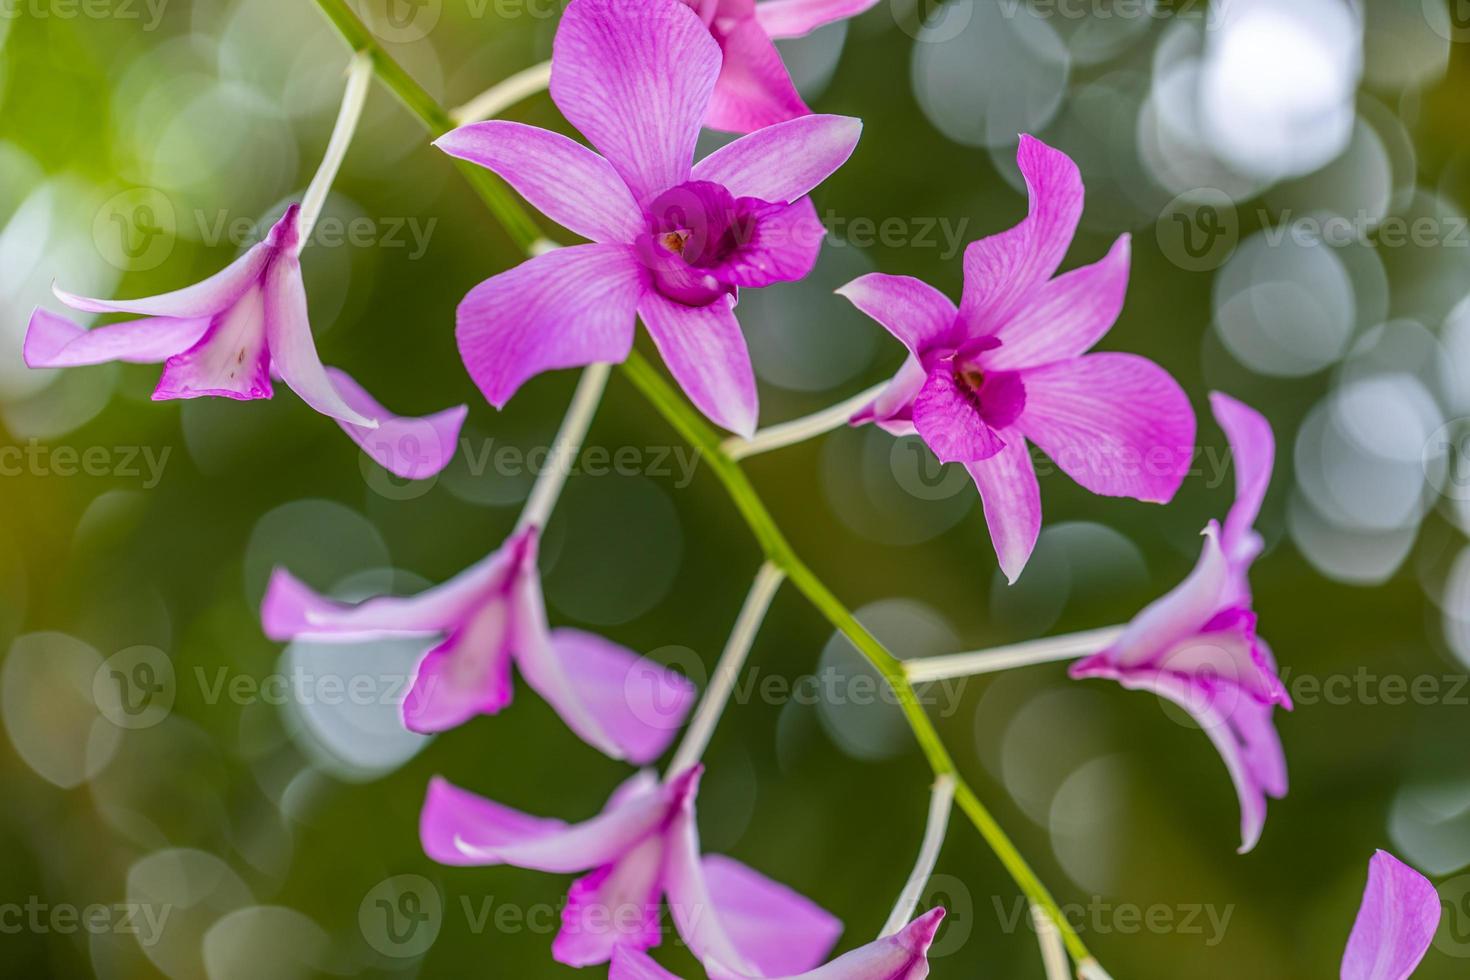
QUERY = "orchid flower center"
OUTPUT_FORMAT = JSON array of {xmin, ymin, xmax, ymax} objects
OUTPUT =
[
  {"xmin": 952, "ymin": 357, "xmax": 1026, "ymax": 430},
  {"xmin": 636, "ymin": 180, "xmax": 763, "ymax": 307}
]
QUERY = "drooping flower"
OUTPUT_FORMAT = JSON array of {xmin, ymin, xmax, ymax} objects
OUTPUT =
[
  {"xmin": 437, "ymin": 0, "xmax": 861, "ymax": 438},
  {"xmin": 25, "ymin": 206, "xmax": 465, "ymax": 479},
  {"xmin": 1070, "ymin": 392, "xmax": 1289, "ymax": 853},
  {"xmin": 678, "ymin": 0, "xmax": 880, "ymax": 133},
  {"xmin": 1340, "ymin": 851, "xmax": 1440, "ymax": 980},
  {"xmin": 839, "ymin": 135, "xmax": 1195, "ymax": 582},
  {"xmin": 260, "ymin": 525, "xmax": 694, "ymax": 762},
  {"xmin": 420, "ymin": 765, "xmax": 843, "ymax": 969},
  {"xmin": 610, "ymin": 907, "xmax": 945, "ymax": 979}
]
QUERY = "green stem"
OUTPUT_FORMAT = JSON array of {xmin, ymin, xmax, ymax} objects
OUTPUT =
[{"xmin": 311, "ymin": 0, "xmax": 1093, "ymax": 964}]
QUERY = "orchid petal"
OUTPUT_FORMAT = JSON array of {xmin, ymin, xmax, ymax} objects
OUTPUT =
[
  {"xmin": 704, "ymin": 17, "xmax": 810, "ymax": 134},
  {"xmin": 420, "ymin": 770, "xmax": 668, "ymax": 872},
  {"xmin": 638, "ymin": 293, "xmax": 758, "ymax": 437},
  {"xmin": 457, "ymin": 243, "xmax": 643, "ymax": 409},
  {"xmin": 262, "ymin": 255, "xmax": 377, "ymax": 427},
  {"xmin": 983, "ymin": 234, "xmax": 1131, "ymax": 370},
  {"xmin": 551, "ymin": 0, "xmax": 719, "ymax": 202},
  {"xmin": 958, "ymin": 135, "xmax": 1084, "ymax": 335},
  {"xmin": 912, "ymin": 368, "xmax": 1005, "ymax": 464},
  {"xmin": 325, "ymin": 367, "xmax": 466, "ymax": 481},
  {"xmin": 554, "ymin": 834, "xmax": 667, "ymax": 966},
  {"xmin": 836, "ymin": 274, "xmax": 958, "ymax": 360},
  {"xmin": 1210, "ymin": 392, "xmax": 1274, "ymax": 570},
  {"xmin": 53, "ymin": 241, "xmax": 271, "ymax": 318},
  {"xmin": 435, "ymin": 121, "xmax": 644, "ymax": 243},
  {"xmin": 692, "ymin": 114, "xmax": 862, "ymax": 204},
  {"xmin": 696, "ymin": 855, "xmax": 843, "ymax": 977},
  {"xmin": 965, "ymin": 437, "xmax": 1041, "ymax": 584},
  {"xmin": 711, "ymin": 197, "xmax": 824, "ymax": 289},
  {"xmin": 1016, "ymin": 352, "xmax": 1195, "ymax": 503},
  {"xmin": 24, "ymin": 307, "xmax": 209, "ymax": 367},
  {"xmin": 153, "ymin": 284, "xmax": 273, "ymax": 401},
  {"xmin": 402, "ymin": 599, "xmax": 516, "ymax": 732},
  {"xmin": 611, "ymin": 948, "xmax": 683, "ymax": 980},
  {"xmin": 1342, "ymin": 852, "xmax": 1440, "ymax": 980},
  {"xmin": 851, "ymin": 356, "xmax": 925, "ymax": 435},
  {"xmin": 756, "ymin": 0, "xmax": 881, "ymax": 38}
]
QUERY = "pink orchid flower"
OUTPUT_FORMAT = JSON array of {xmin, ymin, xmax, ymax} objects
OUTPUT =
[
  {"xmin": 1071, "ymin": 393, "xmax": 1290, "ymax": 853},
  {"xmin": 436, "ymin": 0, "xmax": 861, "ymax": 437},
  {"xmin": 260, "ymin": 525, "xmax": 695, "ymax": 763},
  {"xmin": 611, "ymin": 907, "xmax": 945, "ymax": 980},
  {"xmin": 24, "ymin": 205, "xmax": 465, "ymax": 480},
  {"xmin": 679, "ymin": 0, "xmax": 881, "ymax": 134},
  {"xmin": 839, "ymin": 135, "xmax": 1195, "ymax": 582},
  {"xmin": 421, "ymin": 765, "xmax": 843, "ymax": 969},
  {"xmin": 1341, "ymin": 851, "xmax": 1441, "ymax": 980}
]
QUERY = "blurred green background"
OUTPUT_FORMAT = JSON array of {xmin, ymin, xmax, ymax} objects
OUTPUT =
[{"xmin": 4, "ymin": 0, "xmax": 1470, "ymax": 977}]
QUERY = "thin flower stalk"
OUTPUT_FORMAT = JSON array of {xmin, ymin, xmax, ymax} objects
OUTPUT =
[
  {"xmin": 723, "ymin": 380, "xmax": 890, "ymax": 461},
  {"xmin": 1031, "ymin": 903, "xmax": 1069, "ymax": 980},
  {"xmin": 666, "ymin": 562, "xmax": 786, "ymax": 776},
  {"xmin": 880, "ymin": 774, "xmax": 955, "ymax": 937},
  {"xmin": 451, "ymin": 60, "xmax": 553, "ymax": 125},
  {"xmin": 516, "ymin": 361, "xmax": 612, "ymax": 532},
  {"xmin": 297, "ymin": 53, "xmax": 373, "ymax": 248},
  {"xmin": 902, "ymin": 626, "xmax": 1126, "ymax": 684},
  {"xmin": 311, "ymin": 1, "xmax": 1100, "ymax": 965}
]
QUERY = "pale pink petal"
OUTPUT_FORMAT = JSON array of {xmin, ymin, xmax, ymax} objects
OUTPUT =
[
  {"xmin": 965, "ymin": 438, "xmax": 1041, "ymax": 584},
  {"xmin": 756, "ymin": 0, "xmax": 881, "ymax": 38},
  {"xmin": 638, "ymin": 293, "xmax": 758, "ymax": 437},
  {"xmin": 958, "ymin": 135, "xmax": 1084, "ymax": 334},
  {"xmin": 1015, "ymin": 353, "xmax": 1195, "ymax": 503},
  {"xmin": 611, "ymin": 949, "xmax": 682, "ymax": 980},
  {"xmin": 715, "ymin": 908, "xmax": 945, "ymax": 980},
  {"xmin": 551, "ymin": 0, "xmax": 720, "ymax": 202},
  {"xmin": 835, "ymin": 274, "xmax": 958, "ymax": 360},
  {"xmin": 1342, "ymin": 852, "xmax": 1440, "ymax": 980},
  {"xmin": 402, "ymin": 600, "xmax": 516, "ymax": 732},
  {"xmin": 262, "ymin": 255, "xmax": 376, "ymax": 427},
  {"xmin": 153, "ymin": 284, "xmax": 274, "ymax": 401},
  {"xmin": 983, "ymin": 235, "xmax": 1131, "ymax": 370},
  {"xmin": 704, "ymin": 17, "xmax": 810, "ymax": 134},
  {"xmin": 420, "ymin": 770, "xmax": 668, "ymax": 871},
  {"xmin": 457, "ymin": 243, "xmax": 643, "ymax": 408},
  {"xmin": 912, "ymin": 368, "xmax": 1005, "ymax": 464},
  {"xmin": 24, "ymin": 307, "xmax": 209, "ymax": 367},
  {"xmin": 1210, "ymin": 392, "xmax": 1274, "ymax": 570},
  {"xmin": 697, "ymin": 855, "xmax": 842, "ymax": 977},
  {"xmin": 325, "ymin": 368, "xmax": 466, "ymax": 480},
  {"xmin": 434, "ymin": 121, "xmax": 644, "ymax": 243},
  {"xmin": 1153, "ymin": 607, "xmax": 1288, "ymax": 707},
  {"xmin": 554, "ymin": 834, "xmax": 667, "ymax": 966},
  {"xmin": 851, "ymin": 356, "xmax": 925, "ymax": 434},
  {"xmin": 710, "ymin": 197, "xmax": 824, "ymax": 289},
  {"xmin": 692, "ymin": 114, "xmax": 862, "ymax": 204},
  {"xmin": 53, "ymin": 241, "xmax": 270, "ymax": 318}
]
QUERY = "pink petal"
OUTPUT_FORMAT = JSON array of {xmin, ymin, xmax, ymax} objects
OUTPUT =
[
  {"xmin": 611, "ymin": 949, "xmax": 683, "ymax": 980},
  {"xmin": 711, "ymin": 908, "xmax": 944, "ymax": 980},
  {"xmin": 24, "ymin": 307, "xmax": 209, "ymax": 367},
  {"xmin": 851, "ymin": 356, "xmax": 925, "ymax": 435},
  {"xmin": 554, "ymin": 834, "xmax": 667, "ymax": 966},
  {"xmin": 1015, "ymin": 352, "xmax": 1195, "ymax": 503},
  {"xmin": 983, "ymin": 234, "xmax": 1131, "ymax": 370},
  {"xmin": 638, "ymin": 293, "xmax": 758, "ymax": 437},
  {"xmin": 551, "ymin": 0, "xmax": 719, "ymax": 202},
  {"xmin": 1342, "ymin": 852, "xmax": 1441, "ymax": 980},
  {"xmin": 835, "ymin": 274, "xmax": 958, "ymax": 360},
  {"xmin": 153, "ymin": 284, "xmax": 274, "ymax": 401},
  {"xmin": 261, "ymin": 255, "xmax": 376, "ymax": 427},
  {"xmin": 912, "ymin": 367, "xmax": 1005, "ymax": 464},
  {"xmin": 457, "ymin": 243, "xmax": 643, "ymax": 409},
  {"xmin": 710, "ymin": 197, "xmax": 825, "ymax": 289},
  {"xmin": 1153, "ymin": 607, "xmax": 1288, "ymax": 708},
  {"xmin": 402, "ymin": 600, "xmax": 517, "ymax": 732},
  {"xmin": 965, "ymin": 438, "xmax": 1041, "ymax": 584},
  {"xmin": 704, "ymin": 17, "xmax": 810, "ymax": 134},
  {"xmin": 697, "ymin": 855, "xmax": 842, "ymax": 977},
  {"xmin": 755, "ymin": 0, "xmax": 881, "ymax": 38},
  {"xmin": 434, "ymin": 121, "xmax": 644, "ymax": 243},
  {"xmin": 1210, "ymin": 392, "xmax": 1274, "ymax": 571},
  {"xmin": 958, "ymin": 135, "xmax": 1084, "ymax": 335},
  {"xmin": 692, "ymin": 114, "xmax": 862, "ymax": 204},
  {"xmin": 53, "ymin": 240, "xmax": 270, "ymax": 318},
  {"xmin": 325, "ymin": 367, "xmax": 467, "ymax": 480},
  {"xmin": 419, "ymin": 770, "xmax": 669, "ymax": 871},
  {"xmin": 539, "ymin": 628, "xmax": 697, "ymax": 764}
]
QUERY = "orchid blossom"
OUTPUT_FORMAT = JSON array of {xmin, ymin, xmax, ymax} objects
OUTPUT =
[
  {"xmin": 24, "ymin": 57, "xmax": 466, "ymax": 480},
  {"xmin": 680, "ymin": 0, "xmax": 880, "ymax": 133},
  {"xmin": 839, "ymin": 135, "xmax": 1195, "ymax": 582},
  {"xmin": 1070, "ymin": 392, "xmax": 1289, "ymax": 852},
  {"xmin": 436, "ymin": 0, "xmax": 861, "ymax": 437},
  {"xmin": 1340, "ymin": 851, "xmax": 1440, "ymax": 980},
  {"xmin": 420, "ymin": 765, "xmax": 843, "ymax": 969},
  {"xmin": 260, "ymin": 525, "xmax": 695, "ymax": 763}
]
